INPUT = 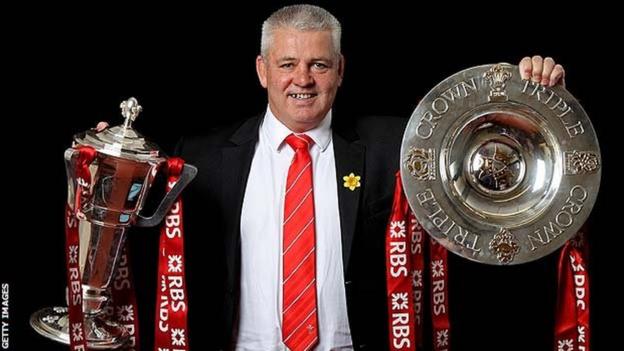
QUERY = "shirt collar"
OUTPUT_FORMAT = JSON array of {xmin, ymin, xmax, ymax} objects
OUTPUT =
[{"xmin": 262, "ymin": 105, "xmax": 332, "ymax": 153}]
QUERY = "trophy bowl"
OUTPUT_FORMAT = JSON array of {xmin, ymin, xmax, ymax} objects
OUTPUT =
[{"xmin": 401, "ymin": 64, "xmax": 601, "ymax": 265}]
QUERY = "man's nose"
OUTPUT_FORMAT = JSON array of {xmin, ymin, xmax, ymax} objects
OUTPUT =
[{"xmin": 294, "ymin": 65, "xmax": 314, "ymax": 86}]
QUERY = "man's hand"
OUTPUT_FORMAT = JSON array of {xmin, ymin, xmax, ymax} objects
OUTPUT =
[
  {"xmin": 95, "ymin": 122, "xmax": 109, "ymax": 132},
  {"xmin": 519, "ymin": 55, "xmax": 565, "ymax": 87}
]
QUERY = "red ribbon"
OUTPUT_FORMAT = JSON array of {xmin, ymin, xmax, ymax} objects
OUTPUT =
[
  {"xmin": 65, "ymin": 146, "xmax": 96, "ymax": 351},
  {"xmin": 555, "ymin": 227, "xmax": 590, "ymax": 351},
  {"xmin": 154, "ymin": 158, "xmax": 190, "ymax": 351},
  {"xmin": 429, "ymin": 238, "xmax": 450, "ymax": 351},
  {"xmin": 73, "ymin": 146, "xmax": 97, "ymax": 220},
  {"xmin": 409, "ymin": 212, "xmax": 425, "ymax": 349},
  {"xmin": 386, "ymin": 172, "xmax": 451, "ymax": 351},
  {"xmin": 385, "ymin": 172, "xmax": 417, "ymax": 350},
  {"xmin": 387, "ymin": 175, "xmax": 593, "ymax": 351}
]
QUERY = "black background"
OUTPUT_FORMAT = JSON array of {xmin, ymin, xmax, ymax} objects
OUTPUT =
[{"xmin": 3, "ymin": 1, "xmax": 619, "ymax": 350}]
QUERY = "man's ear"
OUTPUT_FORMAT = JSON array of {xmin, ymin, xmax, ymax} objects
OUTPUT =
[
  {"xmin": 256, "ymin": 55, "xmax": 268, "ymax": 88},
  {"xmin": 337, "ymin": 54, "xmax": 345, "ymax": 87}
]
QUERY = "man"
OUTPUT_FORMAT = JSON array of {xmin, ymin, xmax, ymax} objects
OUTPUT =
[{"xmin": 165, "ymin": 5, "xmax": 566, "ymax": 351}]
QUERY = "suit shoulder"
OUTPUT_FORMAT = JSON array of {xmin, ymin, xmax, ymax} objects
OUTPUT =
[{"xmin": 175, "ymin": 117, "xmax": 259, "ymax": 156}]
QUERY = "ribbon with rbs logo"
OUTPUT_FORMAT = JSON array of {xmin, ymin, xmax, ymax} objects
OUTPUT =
[
  {"xmin": 386, "ymin": 172, "xmax": 450, "ymax": 351},
  {"xmin": 555, "ymin": 226, "xmax": 590, "ymax": 351}
]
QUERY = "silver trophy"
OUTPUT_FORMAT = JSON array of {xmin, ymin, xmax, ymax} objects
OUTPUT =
[
  {"xmin": 30, "ymin": 98, "xmax": 197, "ymax": 348},
  {"xmin": 401, "ymin": 64, "xmax": 601, "ymax": 265}
]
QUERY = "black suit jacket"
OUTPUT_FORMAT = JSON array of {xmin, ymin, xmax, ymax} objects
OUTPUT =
[{"xmin": 176, "ymin": 114, "xmax": 408, "ymax": 350}]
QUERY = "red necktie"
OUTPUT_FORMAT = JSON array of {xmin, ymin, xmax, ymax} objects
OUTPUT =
[{"xmin": 282, "ymin": 133, "xmax": 319, "ymax": 351}]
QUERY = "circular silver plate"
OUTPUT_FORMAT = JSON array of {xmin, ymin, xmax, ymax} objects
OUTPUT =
[{"xmin": 401, "ymin": 63, "xmax": 601, "ymax": 265}]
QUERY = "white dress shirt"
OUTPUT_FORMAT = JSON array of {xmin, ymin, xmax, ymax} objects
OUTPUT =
[{"xmin": 236, "ymin": 107, "xmax": 353, "ymax": 350}]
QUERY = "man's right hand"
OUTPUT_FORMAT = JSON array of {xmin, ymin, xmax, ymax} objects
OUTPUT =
[{"xmin": 95, "ymin": 122, "xmax": 109, "ymax": 132}]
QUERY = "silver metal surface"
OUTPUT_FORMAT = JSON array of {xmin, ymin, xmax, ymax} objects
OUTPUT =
[
  {"xmin": 401, "ymin": 63, "xmax": 601, "ymax": 265},
  {"xmin": 30, "ymin": 307, "xmax": 129, "ymax": 349}
]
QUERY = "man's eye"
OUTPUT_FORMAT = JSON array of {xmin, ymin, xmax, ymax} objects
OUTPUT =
[
  {"xmin": 280, "ymin": 63, "xmax": 294, "ymax": 69},
  {"xmin": 313, "ymin": 63, "xmax": 328, "ymax": 69}
]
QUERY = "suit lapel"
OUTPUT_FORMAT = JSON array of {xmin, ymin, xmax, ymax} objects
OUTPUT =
[
  {"xmin": 332, "ymin": 129, "xmax": 365, "ymax": 274},
  {"xmin": 221, "ymin": 116, "xmax": 262, "ymax": 290}
]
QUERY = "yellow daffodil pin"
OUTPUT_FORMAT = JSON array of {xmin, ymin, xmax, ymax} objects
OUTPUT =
[{"xmin": 343, "ymin": 173, "xmax": 361, "ymax": 191}]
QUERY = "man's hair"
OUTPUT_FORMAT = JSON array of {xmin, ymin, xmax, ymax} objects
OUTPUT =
[{"xmin": 261, "ymin": 4, "xmax": 341, "ymax": 58}]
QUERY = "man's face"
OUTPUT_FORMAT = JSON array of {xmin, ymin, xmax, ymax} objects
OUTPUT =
[{"xmin": 256, "ymin": 28, "xmax": 344, "ymax": 132}]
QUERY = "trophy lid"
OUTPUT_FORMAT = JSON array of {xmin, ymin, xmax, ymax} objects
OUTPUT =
[{"xmin": 73, "ymin": 97, "xmax": 166, "ymax": 163}]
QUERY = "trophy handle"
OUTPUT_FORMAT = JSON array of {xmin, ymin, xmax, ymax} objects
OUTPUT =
[{"xmin": 135, "ymin": 163, "xmax": 198, "ymax": 227}]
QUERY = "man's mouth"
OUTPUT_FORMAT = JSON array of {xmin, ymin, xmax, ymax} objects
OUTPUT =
[{"xmin": 288, "ymin": 93, "xmax": 317, "ymax": 100}]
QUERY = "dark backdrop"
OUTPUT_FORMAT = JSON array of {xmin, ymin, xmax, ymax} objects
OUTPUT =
[{"xmin": 4, "ymin": 2, "xmax": 618, "ymax": 350}]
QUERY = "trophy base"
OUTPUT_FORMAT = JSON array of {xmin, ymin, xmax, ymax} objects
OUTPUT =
[{"xmin": 30, "ymin": 307, "xmax": 129, "ymax": 349}]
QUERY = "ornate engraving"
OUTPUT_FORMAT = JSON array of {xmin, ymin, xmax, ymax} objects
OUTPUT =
[
  {"xmin": 42, "ymin": 315, "xmax": 60, "ymax": 324},
  {"xmin": 120, "ymin": 97, "xmax": 142, "ymax": 122},
  {"xmin": 483, "ymin": 64, "xmax": 512, "ymax": 102},
  {"xmin": 404, "ymin": 147, "xmax": 436, "ymax": 181},
  {"xmin": 564, "ymin": 151, "xmax": 600, "ymax": 175},
  {"xmin": 470, "ymin": 141, "xmax": 524, "ymax": 193},
  {"xmin": 488, "ymin": 228, "xmax": 520, "ymax": 264}
]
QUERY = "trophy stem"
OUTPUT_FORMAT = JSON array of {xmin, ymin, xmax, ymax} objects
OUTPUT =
[{"xmin": 30, "ymin": 222, "xmax": 132, "ymax": 349}]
